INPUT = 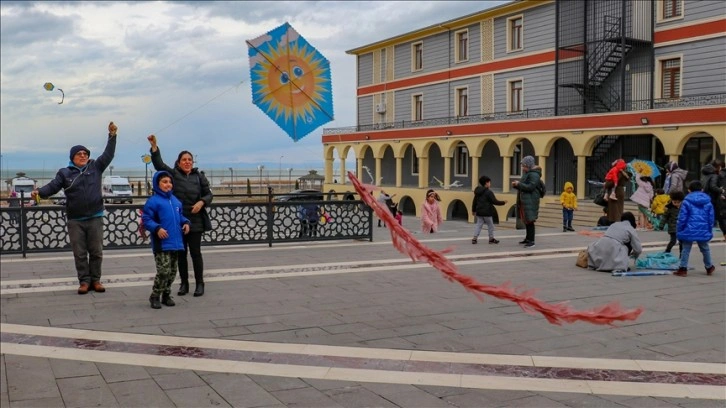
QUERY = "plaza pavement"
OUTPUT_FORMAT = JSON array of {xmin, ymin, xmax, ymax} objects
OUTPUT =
[{"xmin": 1, "ymin": 218, "xmax": 725, "ymax": 408}]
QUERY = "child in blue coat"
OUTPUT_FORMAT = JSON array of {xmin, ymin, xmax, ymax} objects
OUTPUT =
[
  {"xmin": 674, "ymin": 181, "xmax": 715, "ymax": 277},
  {"xmin": 142, "ymin": 171, "xmax": 190, "ymax": 308}
]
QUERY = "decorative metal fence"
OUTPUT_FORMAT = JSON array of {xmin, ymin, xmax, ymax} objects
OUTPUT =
[{"xmin": 0, "ymin": 196, "xmax": 372, "ymax": 257}]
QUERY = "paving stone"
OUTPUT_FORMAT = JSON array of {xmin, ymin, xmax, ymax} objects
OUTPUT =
[
  {"xmin": 249, "ymin": 375, "xmax": 309, "ymax": 392},
  {"xmin": 56, "ymin": 375, "xmax": 119, "ymax": 408},
  {"xmin": 97, "ymin": 362, "xmax": 151, "ymax": 383},
  {"xmin": 49, "ymin": 359, "xmax": 100, "ymax": 379},
  {"xmin": 8, "ymin": 396, "xmax": 65, "ymax": 407},
  {"xmin": 106, "ymin": 378, "xmax": 174, "ymax": 407},
  {"xmin": 4, "ymin": 355, "xmax": 60, "ymax": 401},
  {"xmin": 1, "ymin": 392, "xmax": 9, "ymax": 408},
  {"xmin": 199, "ymin": 372, "xmax": 284, "ymax": 408},
  {"xmin": 362, "ymin": 387, "xmax": 452, "ymax": 408},
  {"xmin": 152, "ymin": 371, "xmax": 207, "ymax": 390},
  {"xmin": 164, "ymin": 385, "xmax": 232, "ymax": 408},
  {"xmin": 0, "ymin": 355, "xmax": 6, "ymax": 394},
  {"xmin": 271, "ymin": 386, "xmax": 345, "ymax": 408},
  {"xmin": 324, "ymin": 385, "xmax": 400, "ymax": 408}
]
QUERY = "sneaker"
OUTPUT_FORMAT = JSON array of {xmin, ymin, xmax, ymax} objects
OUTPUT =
[
  {"xmin": 563, "ymin": 227, "xmax": 567, "ymax": 232},
  {"xmin": 489, "ymin": 238, "xmax": 499, "ymax": 244},
  {"xmin": 91, "ymin": 282, "xmax": 106, "ymax": 293},
  {"xmin": 472, "ymin": 238, "xmax": 478, "ymax": 244},
  {"xmin": 78, "ymin": 283, "xmax": 89, "ymax": 295},
  {"xmin": 674, "ymin": 267, "xmax": 688, "ymax": 277},
  {"xmin": 523, "ymin": 242, "xmax": 535, "ymax": 248},
  {"xmin": 567, "ymin": 226, "xmax": 575, "ymax": 231},
  {"xmin": 518, "ymin": 239, "xmax": 530, "ymax": 244},
  {"xmin": 706, "ymin": 265, "xmax": 715, "ymax": 276}
]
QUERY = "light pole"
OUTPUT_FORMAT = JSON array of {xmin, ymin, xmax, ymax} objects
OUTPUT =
[
  {"xmin": 110, "ymin": 165, "xmax": 114, "ymax": 176},
  {"xmin": 287, "ymin": 168, "xmax": 293, "ymax": 192},
  {"xmin": 257, "ymin": 165, "xmax": 265, "ymax": 194},
  {"xmin": 279, "ymin": 156, "xmax": 283, "ymax": 191},
  {"xmin": 228, "ymin": 167, "xmax": 233, "ymax": 193}
]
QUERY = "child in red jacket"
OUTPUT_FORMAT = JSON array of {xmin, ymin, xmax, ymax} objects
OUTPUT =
[{"xmin": 604, "ymin": 159, "xmax": 626, "ymax": 201}]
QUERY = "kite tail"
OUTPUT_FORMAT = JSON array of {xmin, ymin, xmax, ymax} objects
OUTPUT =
[{"xmin": 349, "ymin": 172, "xmax": 643, "ymax": 326}]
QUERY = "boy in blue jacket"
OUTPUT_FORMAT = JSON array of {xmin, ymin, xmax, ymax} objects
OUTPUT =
[
  {"xmin": 142, "ymin": 171, "xmax": 190, "ymax": 308},
  {"xmin": 674, "ymin": 181, "xmax": 715, "ymax": 277}
]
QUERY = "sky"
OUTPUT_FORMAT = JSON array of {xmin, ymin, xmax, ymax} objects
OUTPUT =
[{"xmin": 0, "ymin": 1, "xmax": 507, "ymax": 172}]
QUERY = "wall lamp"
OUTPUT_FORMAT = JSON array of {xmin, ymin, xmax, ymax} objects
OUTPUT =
[
  {"xmin": 445, "ymin": 130, "xmax": 453, "ymax": 136},
  {"xmin": 365, "ymin": 135, "xmax": 370, "ymax": 140},
  {"xmin": 640, "ymin": 117, "xmax": 649, "ymax": 125},
  {"xmin": 571, "ymin": 130, "xmax": 583, "ymax": 134},
  {"xmin": 663, "ymin": 126, "xmax": 679, "ymax": 131}
]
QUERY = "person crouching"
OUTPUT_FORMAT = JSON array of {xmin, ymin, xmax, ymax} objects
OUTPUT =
[{"xmin": 142, "ymin": 171, "xmax": 191, "ymax": 309}]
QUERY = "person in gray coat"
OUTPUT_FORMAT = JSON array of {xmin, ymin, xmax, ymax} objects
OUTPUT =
[{"xmin": 587, "ymin": 212, "xmax": 642, "ymax": 272}]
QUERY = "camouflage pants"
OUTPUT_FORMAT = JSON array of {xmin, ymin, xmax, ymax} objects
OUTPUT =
[{"xmin": 152, "ymin": 251, "xmax": 178, "ymax": 297}]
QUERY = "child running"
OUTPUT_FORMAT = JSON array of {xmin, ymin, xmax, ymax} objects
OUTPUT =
[
  {"xmin": 662, "ymin": 191, "xmax": 684, "ymax": 255},
  {"xmin": 142, "ymin": 171, "xmax": 191, "ymax": 309},
  {"xmin": 559, "ymin": 181, "xmax": 577, "ymax": 232},
  {"xmin": 471, "ymin": 176, "xmax": 506, "ymax": 244},
  {"xmin": 674, "ymin": 181, "xmax": 715, "ymax": 277}
]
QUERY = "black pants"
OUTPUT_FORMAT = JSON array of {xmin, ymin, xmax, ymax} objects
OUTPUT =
[
  {"xmin": 525, "ymin": 222, "xmax": 535, "ymax": 243},
  {"xmin": 665, "ymin": 232, "xmax": 681, "ymax": 254},
  {"xmin": 178, "ymin": 231, "xmax": 204, "ymax": 284}
]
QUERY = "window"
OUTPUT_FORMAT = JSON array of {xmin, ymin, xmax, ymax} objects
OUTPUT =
[
  {"xmin": 662, "ymin": 0, "xmax": 683, "ymax": 19},
  {"xmin": 507, "ymin": 16, "xmax": 523, "ymax": 52},
  {"xmin": 456, "ymin": 87, "xmax": 468, "ymax": 117},
  {"xmin": 661, "ymin": 58, "xmax": 681, "ymax": 99},
  {"xmin": 455, "ymin": 144, "xmax": 469, "ymax": 176},
  {"xmin": 455, "ymin": 30, "xmax": 468, "ymax": 62},
  {"xmin": 380, "ymin": 48, "xmax": 387, "ymax": 81},
  {"xmin": 412, "ymin": 42, "xmax": 423, "ymax": 71},
  {"xmin": 410, "ymin": 147, "xmax": 419, "ymax": 175},
  {"xmin": 413, "ymin": 94, "xmax": 423, "ymax": 121},
  {"xmin": 512, "ymin": 143, "xmax": 523, "ymax": 176},
  {"xmin": 508, "ymin": 79, "xmax": 523, "ymax": 112}
]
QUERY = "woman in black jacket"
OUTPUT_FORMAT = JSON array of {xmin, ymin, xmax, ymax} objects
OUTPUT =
[{"xmin": 148, "ymin": 135, "xmax": 213, "ymax": 297}]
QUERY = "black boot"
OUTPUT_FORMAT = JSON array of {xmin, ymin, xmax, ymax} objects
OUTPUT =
[
  {"xmin": 567, "ymin": 221, "xmax": 575, "ymax": 231},
  {"xmin": 161, "ymin": 294, "xmax": 175, "ymax": 307},
  {"xmin": 193, "ymin": 282, "xmax": 205, "ymax": 297},
  {"xmin": 563, "ymin": 226, "xmax": 567, "ymax": 232},
  {"xmin": 177, "ymin": 282, "xmax": 189, "ymax": 296},
  {"xmin": 149, "ymin": 295, "xmax": 161, "ymax": 309}
]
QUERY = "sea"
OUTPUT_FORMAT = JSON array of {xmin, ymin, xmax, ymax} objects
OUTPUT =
[{"xmin": 2, "ymin": 167, "xmax": 337, "ymax": 192}]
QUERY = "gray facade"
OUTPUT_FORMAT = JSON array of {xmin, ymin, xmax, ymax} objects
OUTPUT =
[
  {"xmin": 656, "ymin": 0, "xmax": 726, "ymax": 27},
  {"xmin": 657, "ymin": 38, "xmax": 726, "ymax": 96},
  {"xmin": 494, "ymin": 65, "xmax": 555, "ymax": 112},
  {"xmin": 493, "ymin": 3, "xmax": 554, "ymax": 59}
]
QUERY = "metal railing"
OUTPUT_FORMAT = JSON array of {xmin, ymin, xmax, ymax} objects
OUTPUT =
[
  {"xmin": 322, "ymin": 93, "xmax": 726, "ymax": 135},
  {"xmin": 0, "ymin": 193, "xmax": 373, "ymax": 257}
]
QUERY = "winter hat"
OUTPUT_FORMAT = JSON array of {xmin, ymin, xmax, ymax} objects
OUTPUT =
[
  {"xmin": 520, "ymin": 155, "xmax": 535, "ymax": 169},
  {"xmin": 479, "ymin": 175, "xmax": 491, "ymax": 186},
  {"xmin": 69, "ymin": 145, "xmax": 90, "ymax": 161}
]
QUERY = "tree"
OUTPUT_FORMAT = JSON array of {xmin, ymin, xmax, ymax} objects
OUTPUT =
[{"xmin": 246, "ymin": 178, "xmax": 252, "ymax": 197}]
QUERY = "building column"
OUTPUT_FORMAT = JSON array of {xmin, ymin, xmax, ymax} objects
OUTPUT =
[
  {"xmin": 324, "ymin": 157, "xmax": 334, "ymax": 184},
  {"xmin": 502, "ymin": 156, "xmax": 511, "ymax": 193},
  {"xmin": 339, "ymin": 159, "xmax": 346, "ymax": 185},
  {"xmin": 538, "ymin": 155, "xmax": 547, "ymax": 182},
  {"xmin": 357, "ymin": 158, "xmax": 363, "ymax": 184},
  {"xmin": 395, "ymin": 156, "xmax": 403, "ymax": 187},
  {"xmin": 470, "ymin": 155, "xmax": 480, "ymax": 191},
  {"xmin": 577, "ymin": 155, "xmax": 587, "ymax": 199},
  {"xmin": 443, "ymin": 156, "xmax": 452, "ymax": 190},
  {"xmin": 418, "ymin": 156, "xmax": 428, "ymax": 188},
  {"xmin": 375, "ymin": 157, "xmax": 382, "ymax": 186}
]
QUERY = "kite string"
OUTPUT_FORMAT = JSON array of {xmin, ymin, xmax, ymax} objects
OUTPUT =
[{"xmin": 153, "ymin": 80, "xmax": 244, "ymax": 135}]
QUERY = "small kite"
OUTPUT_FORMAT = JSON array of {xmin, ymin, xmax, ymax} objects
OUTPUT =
[
  {"xmin": 43, "ymin": 82, "xmax": 64, "ymax": 104},
  {"xmin": 348, "ymin": 172, "xmax": 644, "ymax": 326}
]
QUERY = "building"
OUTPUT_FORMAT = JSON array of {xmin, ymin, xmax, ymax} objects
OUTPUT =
[{"xmin": 321, "ymin": 0, "xmax": 726, "ymax": 223}]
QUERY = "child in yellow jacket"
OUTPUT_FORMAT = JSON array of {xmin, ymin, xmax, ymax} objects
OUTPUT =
[
  {"xmin": 560, "ymin": 181, "xmax": 578, "ymax": 232},
  {"xmin": 650, "ymin": 188, "xmax": 670, "ymax": 230}
]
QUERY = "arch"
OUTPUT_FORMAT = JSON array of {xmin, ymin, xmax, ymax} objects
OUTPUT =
[
  {"xmin": 398, "ymin": 195, "xmax": 417, "ymax": 217},
  {"xmin": 446, "ymin": 199, "xmax": 469, "ymax": 221}
]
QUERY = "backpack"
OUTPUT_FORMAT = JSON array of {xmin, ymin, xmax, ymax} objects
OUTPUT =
[{"xmin": 537, "ymin": 179, "xmax": 546, "ymax": 198}]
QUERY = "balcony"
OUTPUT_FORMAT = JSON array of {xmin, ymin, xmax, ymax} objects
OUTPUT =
[{"xmin": 322, "ymin": 93, "xmax": 725, "ymax": 135}]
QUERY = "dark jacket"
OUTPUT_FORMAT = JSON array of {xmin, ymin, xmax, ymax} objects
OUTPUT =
[
  {"xmin": 514, "ymin": 167, "xmax": 542, "ymax": 222},
  {"xmin": 472, "ymin": 185, "xmax": 505, "ymax": 217},
  {"xmin": 718, "ymin": 168, "xmax": 726, "ymax": 218},
  {"xmin": 150, "ymin": 147, "xmax": 213, "ymax": 233},
  {"xmin": 701, "ymin": 163, "xmax": 723, "ymax": 221},
  {"xmin": 662, "ymin": 202, "xmax": 680, "ymax": 234},
  {"xmin": 38, "ymin": 134, "xmax": 116, "ymax": 220},
  {"xmin": 142, "ymin": 171, "xmax": 190, "ymax": 253},
  {"xmin": 677, "ymin": 191, "xmax": 714, "ymax": 242}
]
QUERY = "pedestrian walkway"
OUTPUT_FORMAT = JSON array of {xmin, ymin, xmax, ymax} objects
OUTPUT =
[{"xmin": 1, "ymin": 220, "xmax": 725, "ymax": 407}]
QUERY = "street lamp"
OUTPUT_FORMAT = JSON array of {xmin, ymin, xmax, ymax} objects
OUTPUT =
[
  {"xmin": 279, "ymin": 156, "xmax": 283, "ymax": 191},
  {"xmin": 228, "ymin": 167, "xmax": 233, "ymax": 193},
  {"xmin": 287, "ymin": 168, "xmax": 293, "ymax": 192},
  {"xmin": 257, "ymin": 165, "xmax": 265, "ymax": 194},
  {"xmin": 110, "ymin": 165, "xmax": 114, "ymax": 176}
]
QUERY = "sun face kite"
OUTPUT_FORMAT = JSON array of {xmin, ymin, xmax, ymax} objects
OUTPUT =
[{"xmin": 248, "ymin": 23, "xmax": 333, "ymax": 142}]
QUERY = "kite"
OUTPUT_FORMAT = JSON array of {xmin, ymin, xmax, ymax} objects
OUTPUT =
[
  {"xmin": 348, "ymin": 171, "xmax": 644, "ymax": 326},
  {"xmin": 43, "ymin": 82, "xmax": 64, "ymax": 104},
  {"xmin": 247, "ymin": 23, "xmax": 334, "ymax": 142}
]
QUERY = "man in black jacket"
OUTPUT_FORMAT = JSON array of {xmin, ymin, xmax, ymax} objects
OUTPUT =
[
  {"xmin": 471, "ymin": 175, "xmax": 506, "ymax": 244},
  {"xmin": 33, "ymin": 122, "xmax": 117, "ymax": 295}
]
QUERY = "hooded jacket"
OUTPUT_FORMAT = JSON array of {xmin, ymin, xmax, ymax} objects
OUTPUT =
[
  {"xmin": 37, "ymin": 134, "xmax": 116, "ymax": 220},
  {"xmin": 676, "ymin": 191, "xmax": 714, "ymax": 242},
  {"xmin": 472, "ymin": 182, "xmax": 505, "ymax": 217},
  {"xmin": 630, "ymin": 177, "xmax": 654, "ymax": 208},
  {"xmin": 150, "ymin": 147, "xmax": 213, "ymax": 233},
  {"xmin": 515, "ymin": 167, "xmax": 542, "ymax": 222},
  {"xmin": 701, "ymin": 164, "xmax": 722, "ymax": 212},
  {"xmin": 665, "ymin": 167, "xmax": 688, "ymax": 194},
  {"xmin": 559, "ymin": 181, "xmax": 577, "ymax": 210},
  {"xmin": 142, "ymin": 171, "xmax": 190, "ymax": 253}
]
